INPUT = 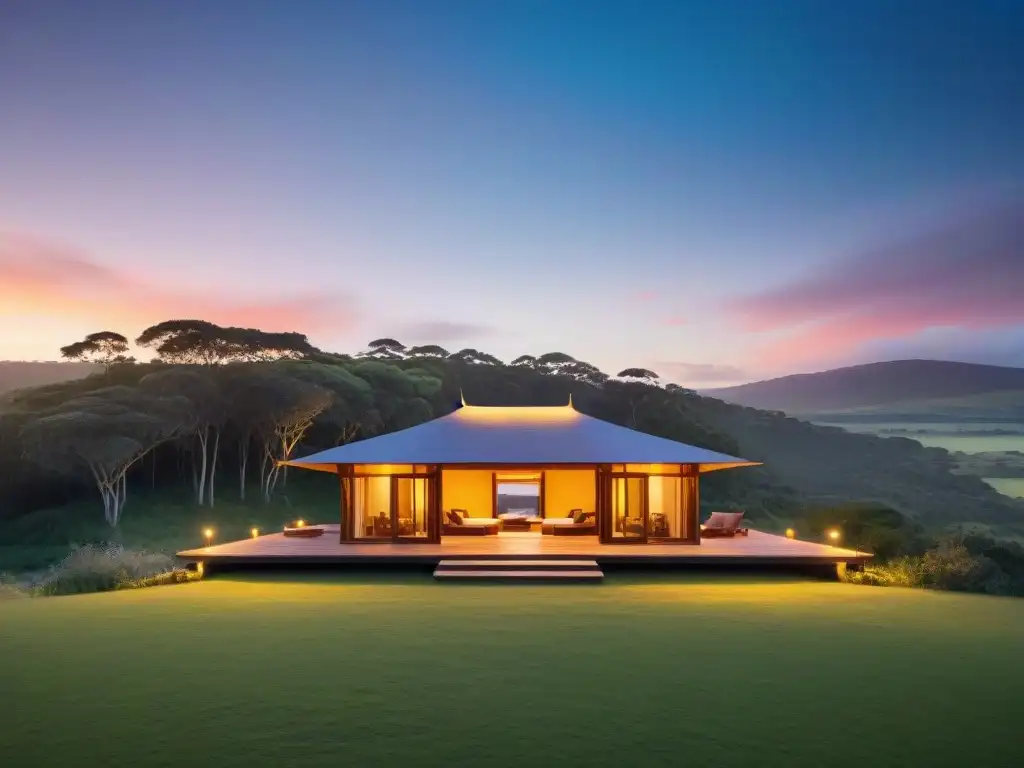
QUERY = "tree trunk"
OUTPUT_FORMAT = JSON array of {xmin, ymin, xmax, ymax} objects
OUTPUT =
[
  {"xmin": 118, "ymin": 471, "xmax": 127, "ymax": 516},
  {"xmin": 207, "ymin": 427, "xmax": 220, "ymax": 507},
  {"xmin": 151, "ymin": 444, "xmax": 157, "ymax": 489},
  {"xmin": 195, "ymin": 425, "xmax": 209, "ymax": 506},
  {"xmin": 238, "ymin": 434, "xmax": 250, "ymax": 501}
]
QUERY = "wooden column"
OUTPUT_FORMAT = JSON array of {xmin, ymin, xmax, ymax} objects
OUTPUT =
[
  {"xmin": 338, "ymin": 464, "xmax": 354, "ymax": 542},
  {"xmin": 687, "ymin": 463, "xmax": 700, "ymax": 544},
  {"xmin": 432, "ymin": 465, "xmax": 444, "ymax": 542}
]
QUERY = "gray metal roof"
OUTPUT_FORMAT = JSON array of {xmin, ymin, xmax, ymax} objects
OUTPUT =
[{"xmin": 284, "ymin": 403, "xmax": 759, "ymax": 474}]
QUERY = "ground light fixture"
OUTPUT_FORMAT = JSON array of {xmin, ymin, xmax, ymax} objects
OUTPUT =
[
  {"xmin": 785, "ymin": 528, "xmax": 796, "ymax": 539},
  {"xmin": 296, "ymin": 519, "xmax": 306, "ymax": 528},
  {"xmin": 251, "ymin": 527, "xmax": 260, "ymax": 538},
  {"xmin": 203, "ymin": 528, "xmax": 214, "ymax": 546},
  {"xmin": 827, "ymin": 528, "xmax": 841, "ymax": 543}
]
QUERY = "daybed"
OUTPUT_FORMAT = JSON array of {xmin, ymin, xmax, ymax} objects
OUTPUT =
[
  {"xmin": 443, "ymin": 509, "xmax": 499, "ymax": 536},
  {"xmin": 541, "ymin": 509, "xmax": 597, "ymax": 536}
]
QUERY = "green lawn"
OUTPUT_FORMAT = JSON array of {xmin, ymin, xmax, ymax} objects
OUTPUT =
[{"xmin": 2, "ymin": 575, "xmax": 1022, "ymax": 767}]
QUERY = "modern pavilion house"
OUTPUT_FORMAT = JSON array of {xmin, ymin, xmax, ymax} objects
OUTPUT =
[
  {"xmin": 282, "ymin": 399, "xmax": 758, "ymax": 545},
  {"xmin": 178, "ymin": 400, "xmax": 869, "ymax": 579}
]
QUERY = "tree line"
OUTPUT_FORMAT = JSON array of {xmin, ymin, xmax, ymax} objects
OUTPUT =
[{"xmin": 2, "ymin": 319, "xmax": 729, "ymax": 527}]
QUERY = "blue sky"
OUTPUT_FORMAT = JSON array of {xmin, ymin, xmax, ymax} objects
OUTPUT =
[{"xmin": 1, "ymin": 0, "xmax": 1022, "ymax": 385}]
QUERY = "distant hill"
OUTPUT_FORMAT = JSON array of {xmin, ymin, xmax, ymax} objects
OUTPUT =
[
  {"xmin": 703, "ymin": 360, "xmax": 1024, "ymax": 415},
  {"xmin": 0, "ymin": 361, "xmax": 99, "ymax": 395}
]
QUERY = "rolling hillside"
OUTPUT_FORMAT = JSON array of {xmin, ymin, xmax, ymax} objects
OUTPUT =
[
  {"xmin": 703, "ymin": 360, "xmax": 1024, "ymax": 415},
  {"xmin": 0, "ymin": 362, "xmax": 99, "ymax": 396}
]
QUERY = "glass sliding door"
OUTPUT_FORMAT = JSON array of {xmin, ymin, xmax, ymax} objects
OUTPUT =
[
  {"xmin": 393, "ymin": 476, "xmax": 430, "ymax": 541},
  {"xmin": 610, "ymin": 475, "xmax": 647, "ymax": 542},
  {"xmin": 353, "ymin": 476, "xmax": 392, "ymax": 540}
]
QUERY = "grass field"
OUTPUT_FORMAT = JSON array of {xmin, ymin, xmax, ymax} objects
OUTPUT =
[
  {"xmin": 2, "ymin": 574, "xmax": 1022, "ymax": 768},
  {"xmin": 816, "ymin": 421, "xmax": 1024, "ymax": 454}
]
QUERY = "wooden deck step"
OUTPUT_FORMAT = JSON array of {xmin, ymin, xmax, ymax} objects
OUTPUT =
[
  {"xmin": 437, "ymin": 559, "xmax": 598, "ymax": 570},
  {"xmin": 434, "ymin": 558, "xmax": 603, "ymax": 581},
  {"xmin": 434, "ymin": 569, "xmax": 603, "ymax": 582}
]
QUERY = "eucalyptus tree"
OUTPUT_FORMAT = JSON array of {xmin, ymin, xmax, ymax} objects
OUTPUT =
[
  {"xmin": 136, "ymin": 320, "xmax": 316, "ymax": 364},
  {"xmin": 616, "ymin": 368, "xmax": 660, "ymax": 385},
  {"xmin": 140, "ymin": 366, "xmax": 227, "ymax": 506},
  {"xmin": 19, "ymin": 386, "xmax": 189, "ymax": 526},
  {"xmin": 363, "ymin": 338, "xmax": 406, "ymax": 359},
  {"xmin": 448, "ymin": 348, "xmax": 503, "ymax": 366},
  {"xmin": 407, "ymin": 344, "xmax": 450, "ymax": 359},
  {"xmin": 59, "ymin": 331, "xmax": 133, "ymax": 373},
  {"xmin": 256, "ymin": 375, "xmax": 333, "ymax": 501}
]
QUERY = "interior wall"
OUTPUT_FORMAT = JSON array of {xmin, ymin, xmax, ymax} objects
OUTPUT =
[
  {"xmin": 544, "ymin": 469, "xmax": 596, "ymax": 518},
  {"xmin": 441, "ymin": 469, "xmax": 494, "ymax": 517}
]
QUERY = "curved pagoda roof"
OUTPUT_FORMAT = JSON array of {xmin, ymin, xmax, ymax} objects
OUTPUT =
[{"xmin": 284, "ymin": 401, "xmax": 759, "ymax": 474}]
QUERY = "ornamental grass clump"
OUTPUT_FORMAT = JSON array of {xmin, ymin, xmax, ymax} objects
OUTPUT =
[{"xmin": 34, "ymin": 543, "xmax": 196, "ymax": 596}]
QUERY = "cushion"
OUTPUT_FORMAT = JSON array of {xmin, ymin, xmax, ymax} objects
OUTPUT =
[
  {"xmin": 576, "ymin": 511, "xmax": 593, "ymax": 524},
  {"xmin": 570, "ymin": 508, "xmax": 585, "ymax": 523},
  {"xmin": 447, "ymin": 510, "xmax": 464, "ymax": 525},
  {"xmin": 705, "ymin": 511, "xmax": 743, "ymax": 529}
]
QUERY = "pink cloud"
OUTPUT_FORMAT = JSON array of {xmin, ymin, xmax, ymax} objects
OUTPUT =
[
  {"xmin": 0, "ymin": 231, "xmax": 360, "ymax": 339},
  {"xmin": 631, "ymin": 290, "xmax": 659, "ymax": 302},
  {"xmin": 661, "ymin": 315, "xmax": 686, "ymax": 327},
  {"xmin": 725, "ymin": 201, "xmax": 1024, "ymax": 368}
]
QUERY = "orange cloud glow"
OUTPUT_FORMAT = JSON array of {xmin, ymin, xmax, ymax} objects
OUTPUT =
[{"xmin": 0, "ymin": 231, "xmax": 359, "ymax": 354}]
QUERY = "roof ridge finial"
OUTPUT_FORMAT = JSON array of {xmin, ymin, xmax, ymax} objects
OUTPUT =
[
  {"xmin": 567, "ymin": 392, "xmax": 574, "ymax": 408},
  {"xmin": 460, "ymin": 388, "xmax": 468, "ymax": 406}
]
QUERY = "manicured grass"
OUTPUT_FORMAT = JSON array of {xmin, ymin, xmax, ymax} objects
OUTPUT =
[{"xmin": 2, "ymin": 575, "xmax": 1022, "ymax": 767}]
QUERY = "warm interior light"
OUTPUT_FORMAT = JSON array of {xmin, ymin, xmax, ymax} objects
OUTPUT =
[
  {"xmin": 251, "ymin": 527, "xmax": 260, "ymax": 538},
  {"xmin": 296, "ymin": 519, "xmax": 305, "ymax": 528},
  {"xmin": 827, "ymin": 528, "xmax": 841, "ymax": 541},
  {"xmin": 785, "ymin": 528, "xmax": 796, "ymax": 539},
  {"xmin": 457, "ymin": 404, "xmax": 579, "ymax": 424}
]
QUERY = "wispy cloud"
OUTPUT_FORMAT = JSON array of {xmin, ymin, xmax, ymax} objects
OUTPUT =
[
  {"xmin": 655, "ymin": 361, "xmax": 748, "ymax": 384},
  {"xmin": 398, "ymin": 320, "xmax": 497, "ymax": 344},
  {"xmin": 725, "ymin": 201, "xmax": 1024, "ymax": 368},
  {"xmin": 660, "ymin": 315, "xmax": 686, "ymax": 327},
  {"xmin": 0, "ymin": 231, "xmax": 360, "ymax": 337}
]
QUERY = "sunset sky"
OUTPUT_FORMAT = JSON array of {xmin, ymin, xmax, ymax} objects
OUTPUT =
[{"xmin": 2, "ymin": 1, "xmax": 1023, "ymax": 386}]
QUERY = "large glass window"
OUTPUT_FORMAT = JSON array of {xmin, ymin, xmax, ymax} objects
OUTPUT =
[
  {"xmin": 394, "ymin": 477, "xmax": 429, "ymax": 539},
  {"xmin": 647, "ymin": 474, "xmax": 697, "ymax": 540},
  {"xmin": 496, "ymin": 481, "xmax": 541, "ymax": 517},
  {"xmin": 353, "ymin": 476, "xmax": 392, "ymax": 539},
  {"xmin": 611, "ymin": 476, "xmax": 646, "ymax": 540},
  {"xmin": 647, "ymin": 475, "xmax": 681, "ymax": 538}
]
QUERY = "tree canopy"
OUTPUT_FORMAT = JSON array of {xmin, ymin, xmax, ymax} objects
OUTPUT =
[{"xmin": 60, "ymin": 332, "xmax": 132, "ymax": 372}]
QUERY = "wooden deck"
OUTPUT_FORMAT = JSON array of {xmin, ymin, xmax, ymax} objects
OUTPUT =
[{"xmin": 178, "ymin": 526, "xmax": 870, "ymax": 568}]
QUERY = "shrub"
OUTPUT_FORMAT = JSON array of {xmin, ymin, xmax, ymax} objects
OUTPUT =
[
  {"xmin": 844, "ymin": 539, "xmax": 1013, "ymax": 595},
  {"xmin": 0, "ymin": 578, "xmax": 30, "ymax": 599},
  {"xmin": 33, "ymin": 543, "xmax": 195, "ymax": 596}
]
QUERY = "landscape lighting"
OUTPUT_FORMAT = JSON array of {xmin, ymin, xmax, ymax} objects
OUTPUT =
[{"xmin": 785, "ymin": 528, "xmax": 796, "ymax": 539}]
